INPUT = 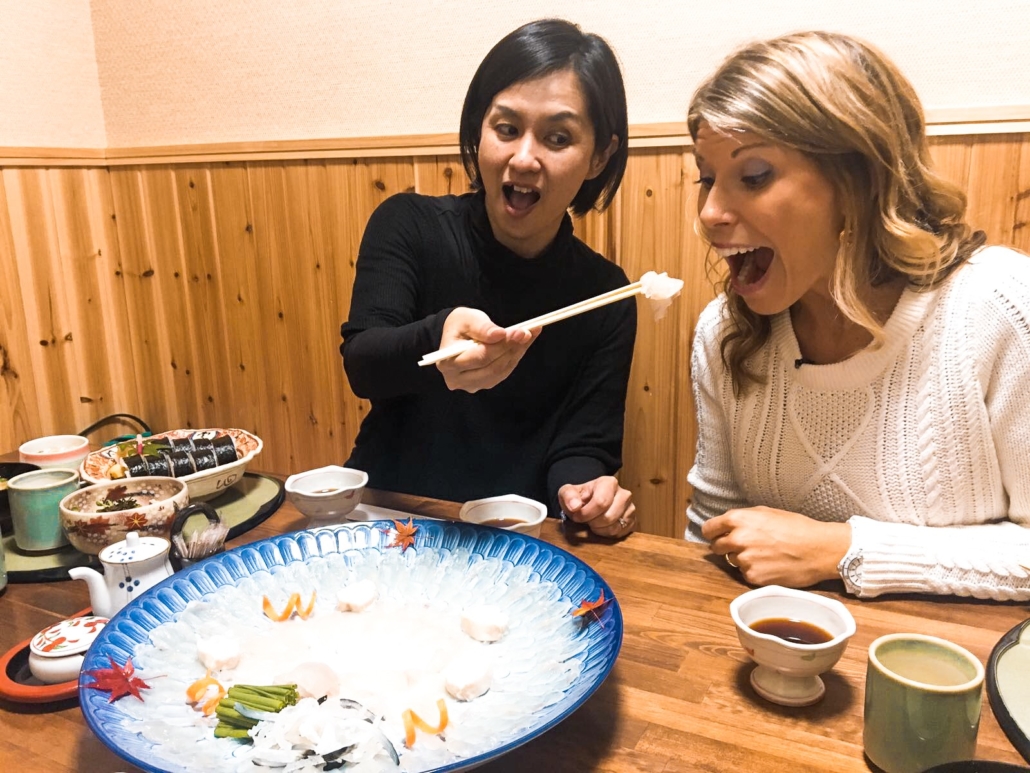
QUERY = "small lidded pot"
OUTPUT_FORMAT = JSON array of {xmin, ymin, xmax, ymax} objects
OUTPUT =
[{"xmin": 28, "ymin": 615, "xmax": 108, "ymax": 684}]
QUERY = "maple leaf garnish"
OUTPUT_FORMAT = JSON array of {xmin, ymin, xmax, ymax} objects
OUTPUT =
[
  {"xmin": 83, "ymin": 656, "xmax": 151, "ymax": 702},
  {"xmin": 571, "ymin": 590, "xmax": 611, "ymax": 627},
  {"xmin": 384, "ymin": 518, "xmax": 418, "ymax": 552}
]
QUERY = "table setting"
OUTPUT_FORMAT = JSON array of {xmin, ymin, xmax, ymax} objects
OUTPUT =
[{"xmin": 1, "ymin": 435, "xmax": 1030, "ymax": 772}]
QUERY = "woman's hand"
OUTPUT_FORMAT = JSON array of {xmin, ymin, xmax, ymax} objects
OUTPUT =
[
  {"xmin": 436, "ymin": 308, "xmax": 538, "ymax": 393},
  {"xmin": 701, "ymin": 506, "xmax": 851, "ymax": 588},
  {"xmin": 559, "ymin": 476, "xmax": 636, "ymax": 538}
]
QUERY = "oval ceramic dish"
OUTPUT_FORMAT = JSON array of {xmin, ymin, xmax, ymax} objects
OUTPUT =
[
  {"xmin": 79, "ymin": 520, "xmax": 622, "ymax": 773},
  {"xmin": 987, "ymin": 617, "xmax": 1030, "ymax": 764},
  {"xmin": 79, "ymin": 429, "xmax": 262, "ymax": 501}
]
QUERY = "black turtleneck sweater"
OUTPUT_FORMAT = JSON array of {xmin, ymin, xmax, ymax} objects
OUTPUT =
[{"xmin": 340, "ymin": 191, "xmax": 636, "ymax": 514}]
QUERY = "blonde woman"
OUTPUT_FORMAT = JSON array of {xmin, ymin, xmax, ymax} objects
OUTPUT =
[{"xmin": 686, "ymin": 31, "xmax": 1030, "ymax": 600}]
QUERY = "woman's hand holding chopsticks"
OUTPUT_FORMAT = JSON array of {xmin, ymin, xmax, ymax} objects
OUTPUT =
[{"xmin": 436, "ymin": 308, "xmax": 540, "ymax": 393}]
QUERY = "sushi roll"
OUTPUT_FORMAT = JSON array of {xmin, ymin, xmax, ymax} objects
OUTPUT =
[
  {"xmin": 149, "ymin": 437, "xmax": 174, "ymax": 452},
  {"xmin": 166, "ymin": 450, "xmax": 195, "ymax": 478},
  {"xmin": 144, "ymin": 453, "xmax": 172, "ymax": 477},
  {"xmin": 170, "ymin": 437, "xmax": 195, "ymax": 452},
  {"xmin": 191, "ymin": 447, "xmax": 218, "ymax": 472},
  {"xmin": 212, "ymin": 435, "xmax": 238, "ymax": 466},
  {"xmin": 124, "ymin": 454, "xmax": 150, "ymax": 477},
  {"xmin": 191, "ymin": 437, "xmax": 216, "ymax": 455}
]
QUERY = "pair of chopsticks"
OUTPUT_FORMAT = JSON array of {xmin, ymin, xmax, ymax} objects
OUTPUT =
[{"xmin": 417, "ymin": 281, "xmax": 643, "ymax": 367}]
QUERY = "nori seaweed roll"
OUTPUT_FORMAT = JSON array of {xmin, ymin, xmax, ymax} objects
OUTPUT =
[
  {"xmin": 144, "ymin": 453, "xmax": 171, "ymax": 477},
  {"xmin": 149, "ymin": 437, "xmax": 174, "ymax": 452},
  {"xmin": 124, "ymin": 454, "xmax": 150, "ymax": 477},
  {"xmin": 190, "ymin": 447, "xmax": 218, "ymax": 472},
  {"xmin": 212, "ymin": 435, "xmax": 238, "ymax": 466},
  {"xmin": 170, "ymin": 438, "xmax": 194, "ymax": 452},
  {"xmin": 167, "ymin": 450, "xmax": 195, "ymax": 478},
  {"xmin": 191, "ymin": 437, "xmax": 216, "ymax": 455}
]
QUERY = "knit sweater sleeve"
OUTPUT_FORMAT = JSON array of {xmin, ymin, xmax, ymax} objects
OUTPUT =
[
  {"xmin": 686, "ymin": 298, "xmax": 749, "ymax": 541},
  {"xmin": 340, "ymin": 195, "xmax": 452, "ymax": 400},
  {"xmin": 847, "ymin": 252, "xmax": 1030, "ymax": 600}
]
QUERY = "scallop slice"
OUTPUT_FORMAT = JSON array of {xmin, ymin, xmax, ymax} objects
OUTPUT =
[
  {"xmin": 443, "ymin": 652, "xmax": 493, "ymax": 701},
  {"xmin": 336, "ymin": 579, "xmax": 379, "ymax": 612},
  {"xmin": 196, "ymin": 634, "xmax": 241, "ymax": 672},
  {"xmin": 460, "ymin": 604, "xmax": 509, "ymax": 643},
  {"xmin": 274, "ymin": 661, "xmax": 340, "ymax": 701}
]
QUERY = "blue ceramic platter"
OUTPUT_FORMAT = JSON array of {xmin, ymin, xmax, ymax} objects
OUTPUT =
[{"xmin": 79, "ymin": 520, "xmax": 623, "ymax": 772}]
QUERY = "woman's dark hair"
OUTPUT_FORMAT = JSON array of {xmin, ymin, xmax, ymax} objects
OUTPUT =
[{"xmin": 459, "ymin": 19, "xmax": 628, "ymax": 216}]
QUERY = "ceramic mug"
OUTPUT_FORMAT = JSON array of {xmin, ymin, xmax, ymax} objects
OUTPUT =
[
  {"xmin": 8, "ymin": 468, "xmax": 80, "ymax": 552},
  {"xmin": 864, "ymin": 633, "xmax": 985, "ymax": 773}
]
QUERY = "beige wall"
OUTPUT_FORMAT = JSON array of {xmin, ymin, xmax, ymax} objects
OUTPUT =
[
  {"xmin": 3, "ymin": 1, "xmax": 1028, "ymax": 150},
  {"xmin": 0, "ymin": 0, "xmax": 106, "ymax": 148}
]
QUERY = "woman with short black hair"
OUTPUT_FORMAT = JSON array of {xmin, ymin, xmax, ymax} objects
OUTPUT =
[{"xmin": 341, "ymin": 19, "xmax": 637, "ymax": 538}]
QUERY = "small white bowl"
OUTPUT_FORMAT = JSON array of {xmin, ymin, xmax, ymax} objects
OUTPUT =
[
  {"xmin": 19, "ymin": 435, "xmax": 90, "ymax": 471},
  {"xmin": 28, "ymin": 615, "xmax": 108, "ymax": 684},
  {"xmin": 458, "ymin": 494, "xmax": 547, "ymax": 538},
  {"xmin": 285, "ymin": 465, "xmax": 368, "ymax": 523},
  {"xmin": 730, "ymin": 585, "xmax": 856, "ymax": 706}
]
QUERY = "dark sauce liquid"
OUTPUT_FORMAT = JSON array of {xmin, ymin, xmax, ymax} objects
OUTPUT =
[
  {"xmin": 750, "ymin": 617, "xmax": 833, "ymax": 644},
  {"xmin": 480, "ymin": 518, "xmax": 526, "ymax": 528}
]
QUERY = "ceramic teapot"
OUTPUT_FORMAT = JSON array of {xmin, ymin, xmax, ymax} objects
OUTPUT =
[{"xmin": 68, "ymin": 531, "xmax": 174, "ymax": 618}]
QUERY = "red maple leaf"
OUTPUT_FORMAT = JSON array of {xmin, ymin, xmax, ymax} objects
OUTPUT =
[
  {"xmin": 384, "ymin": 518, "xmax": 418, "ymax": 552},
  {"xmin": 571, "ymin": 590, "xmax": 611, "ymax": 626},
  {"xmin": 83, "ymin": 656, "xmax": 151, "ymax": 702}
]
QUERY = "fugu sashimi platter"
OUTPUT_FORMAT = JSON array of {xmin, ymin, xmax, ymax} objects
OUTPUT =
[{"xmin": 79, "ymin": 520, "xmax": 622, "ymax": 773}]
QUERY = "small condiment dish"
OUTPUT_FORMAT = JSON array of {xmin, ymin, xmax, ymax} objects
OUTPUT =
[
  {"xmin": 458, "ymin": 494, "xmax": 547, "ymax": 538},
  {"xmin": 285, "ymin": 465, "xmax": 368, "ymax": 524},
  {"xmin": 19, "ymin": 435, "xmax": 90, "ymax": 471},
  {"xmin": 28, "ymin": 615, "xmax": 108, "ymax": 684},
  {"xmin": 730, "ymin": 585, "xmax": 856, "ymax": 706}
]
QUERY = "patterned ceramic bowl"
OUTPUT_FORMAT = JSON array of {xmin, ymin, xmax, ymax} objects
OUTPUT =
[{"xmin": 59, "ymin": 477, "xmax": 189, "ymax": 555}]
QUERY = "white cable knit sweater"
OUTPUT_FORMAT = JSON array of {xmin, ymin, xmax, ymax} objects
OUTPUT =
[{"xmin": 686, "ymin": 246, "xmax": 1030, "ymax": 600}]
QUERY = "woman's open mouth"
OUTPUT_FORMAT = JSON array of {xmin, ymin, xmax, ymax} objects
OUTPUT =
[
  {"xmin": 503, "ymin": 184, "xmax": 540, "ymax": 213},
  {"xmin": 722, "ymin": 246, "xmax": 774, "ymax": 294}
]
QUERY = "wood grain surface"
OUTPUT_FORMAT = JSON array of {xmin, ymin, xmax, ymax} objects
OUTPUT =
[
  {"xmin": 1, "ymin": 481, "xmax": 1027, "ymax": 773},
  {"xmin": 1, "ymin": 135, "xmax": 1029, "ymax": 538}
]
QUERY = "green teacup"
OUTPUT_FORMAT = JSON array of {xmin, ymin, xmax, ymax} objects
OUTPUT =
[
  {"xmin": 8, "ymin": 468, "xmax": 80, "ymax": 552},
  {"xmin": 864, "ymin": 633, "xmax": 984, "ymax": 773}
]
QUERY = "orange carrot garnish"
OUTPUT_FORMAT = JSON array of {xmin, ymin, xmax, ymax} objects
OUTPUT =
[
  {"xmin": 295, "ymin": 591, "xmax": 317, "ymax": 619},
  {"xmin": 402, "ymin": 699, "xmax": 449, "ymax": 747},
  {"xmin": 263, "ymin": 592, "xmax": 317, "ymax": 621},
  {"xmin": 186, "ymin": 670, "xmax": 225, "ymax": 715}
]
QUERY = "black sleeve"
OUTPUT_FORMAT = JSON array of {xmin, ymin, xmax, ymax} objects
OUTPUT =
[
  {"xmin": 545, "ymin": 291, "xmax": 637, "ymax": 507},
  {"xmin": 340, "ymin": 195, "xmax": 451, "ymax": 400}
]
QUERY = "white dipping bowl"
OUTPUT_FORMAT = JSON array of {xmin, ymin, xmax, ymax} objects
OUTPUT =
[
  {"xmin": 285, "ymin": 465, "xmax": 368, "ymax": 524},
  {"xmin": 458, "ymin": 494, "xmax": 548, "ymax": 538},
  {"xmin": 730, "ymin": 585, "xmax": 856, "ymax": 707},
  {"xmin": 19, "ymin": 435, "xmax": 90, "ymax": 471}
]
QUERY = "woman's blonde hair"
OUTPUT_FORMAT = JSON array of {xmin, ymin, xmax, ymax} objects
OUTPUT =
[{"xmin": 687, "ymin": 31, "xmax": 984, "ymax": 392}]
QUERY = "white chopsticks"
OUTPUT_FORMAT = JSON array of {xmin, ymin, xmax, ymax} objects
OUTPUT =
[{"xmin": 417, "ymin": 281, "xmax": 643, "ymax": 367}]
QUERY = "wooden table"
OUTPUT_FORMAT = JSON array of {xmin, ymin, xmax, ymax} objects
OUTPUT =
[{"xmin": 2, "ymin": 484, "xmax": 1028, "ymax": 772}]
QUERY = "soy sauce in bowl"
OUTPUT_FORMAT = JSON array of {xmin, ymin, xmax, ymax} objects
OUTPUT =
[{"xmin": 750, "ymin": 617, "xmax": 834, "ymax": 644}]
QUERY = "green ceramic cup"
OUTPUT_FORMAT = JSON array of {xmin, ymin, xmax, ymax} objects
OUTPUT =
[
  {"xmin": 8, "ymin": 468, "xmax": 80, "ymax": 552},
  {"xmin": 864, "ymin": 633, "xmax": 984, "ymax": 773}
]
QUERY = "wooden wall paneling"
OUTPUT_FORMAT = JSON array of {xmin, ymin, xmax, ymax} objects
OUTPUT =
[
  {"xmin": 1014, "ymin": 137, "xmax": 1030, "ymax": 254},
  {"xmin": 675, "ymin": 155, "xmax": 721, "ymax": 539},
  {"xmin": 1, "ymin": 168, "xmax": 83, "ymax": 437},
  {"xmin": 108, "ymin": 167, "xmax": 183, "ymax": 435},
  {"xmin": 928, "ymin": 137, "xmax": 973, "ymax": 194},
  {"xmin": 45, "ymin": 167, "xmax": 138, "ymax": 439},
  {"xmin": 172, "ymin": 166, "xmax": 236, "ymax": 430},
  {"xmin": 412, "ymin": 156, "xmax": 471, "ymax": 198},
  {"xmin": 617, "ymin": 150, "xmax": 692, "ymax": 537},
  {"xmin": 964, "ymin": 135, "xmax": 1023, "ymax": 244},
  {"xmin": 205, "ymin": 163, "xmax": 272, "ymax": 448},
  {"xmin": 275, "ymin": 161, "xmax": 351, "ymax": 471},
  {"xmin": 0, "ymin": 171, "xmax": 44, "ymax": 447}
]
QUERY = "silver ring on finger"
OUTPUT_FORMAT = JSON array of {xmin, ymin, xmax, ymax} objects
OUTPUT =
[{"xmin": 618, "ymin": 516, "xmax": 629, "ymax": 529}]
